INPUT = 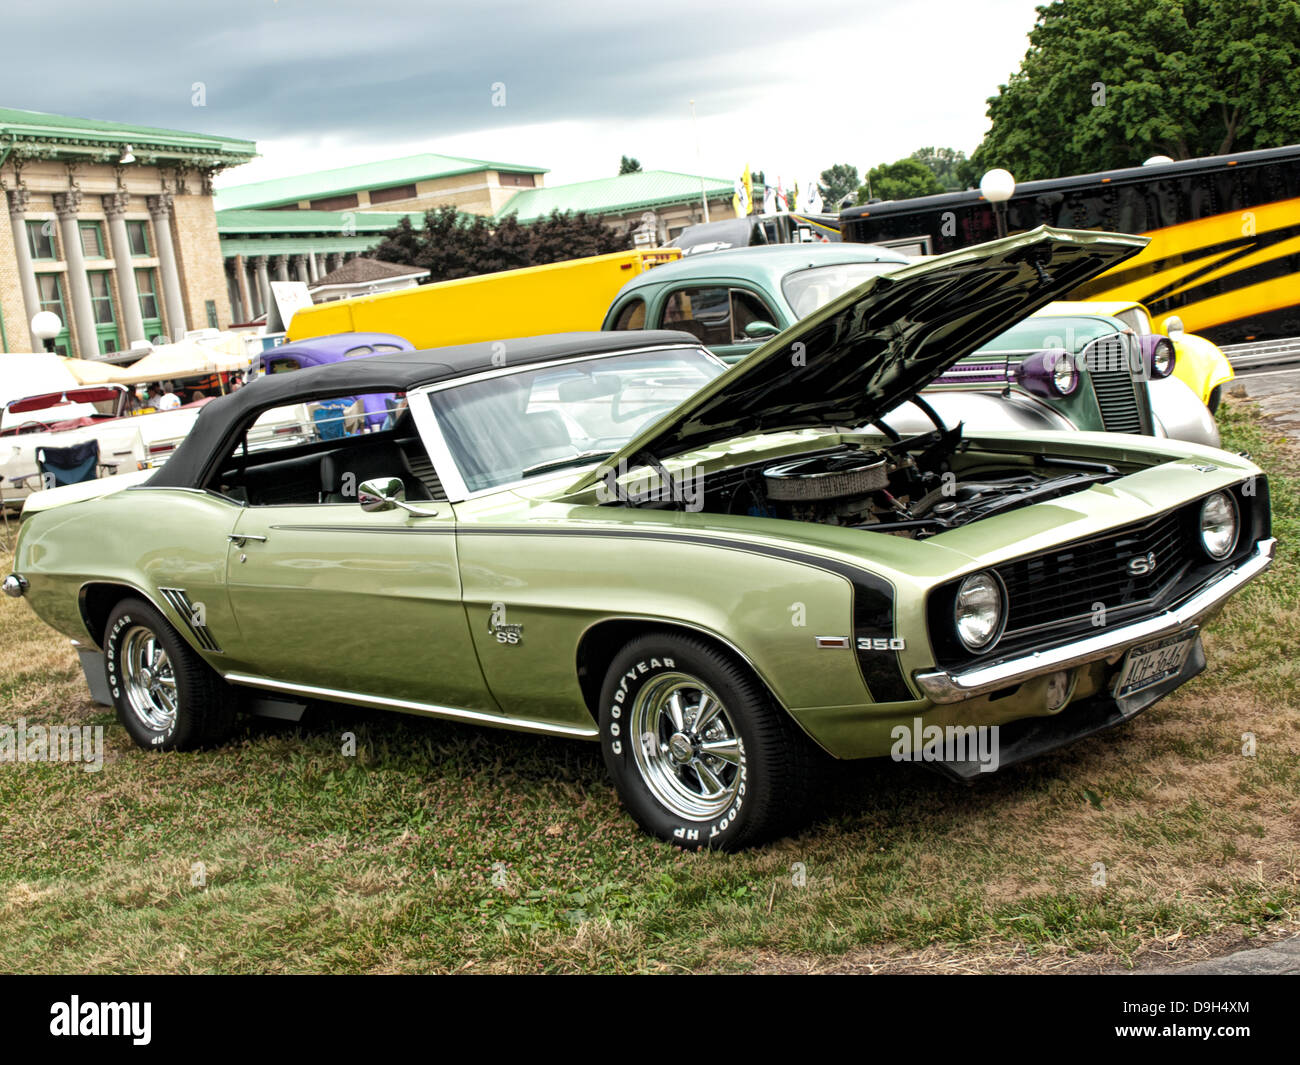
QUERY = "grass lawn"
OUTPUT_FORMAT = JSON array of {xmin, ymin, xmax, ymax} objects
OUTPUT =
[{"xmin": 1, "ymin": 398, "xmax": 1297, "ymax": 974}]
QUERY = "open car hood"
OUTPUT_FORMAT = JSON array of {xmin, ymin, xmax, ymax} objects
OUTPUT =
[{"xmin": 567, "ymin": 226, "xmax": 1147, "ymax": 493}]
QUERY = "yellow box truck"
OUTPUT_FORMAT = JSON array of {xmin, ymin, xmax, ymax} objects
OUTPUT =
[{"xmin": 285, "ymin": 248, "xmax": 680, "ymax": 348}]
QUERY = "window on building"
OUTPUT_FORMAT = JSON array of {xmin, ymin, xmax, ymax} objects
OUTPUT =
[
  {"xmin": 89, "ymin": 272, "xmax": 120, "ymax": 352},
  {"xmin": 136, "ymin": 268, "xmax": 162, "ymax": 325},
  {"xmin": 89, "ymin": 273, "xmax": 115, "ymax": 324},
  {"xmin": 80, "ymin": 221, "xmax": 105, "ymax": 258},
  {"xmin": 126, "ymin": 220, "xmax": 151, "ymax": 256},
  {"xmin": 206, "ymin": 300, "xmax": 219, "ymax": 329},
  {"xmin": 25, "ymin": 220, "xmax": 57, "ymax": 260},
  {"xmin": 36, "ymin": 274, "xmax": 71, "ymax": 355},
  {"xmin": 498, "ymin": 173, "xmax": 537, "ymax": 188},
  {"xmin": 310, "ymin": 193, "xmax": 359, "ymax": 211},
  {"xmin": 369, "ymin": 183, "xmax": 417, "ymax": 204}
]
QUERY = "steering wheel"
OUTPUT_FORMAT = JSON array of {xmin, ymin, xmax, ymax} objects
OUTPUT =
[{"xmin": 15, "ymin": 419, "xmax": 56, "ymax": 433}]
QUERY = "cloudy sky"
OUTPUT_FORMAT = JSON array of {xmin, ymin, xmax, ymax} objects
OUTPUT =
[{"xmin": 2, "ymin": 0, "xmax": 1043, "ymax": 194}]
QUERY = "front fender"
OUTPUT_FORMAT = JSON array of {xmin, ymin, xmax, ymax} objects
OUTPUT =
[
  {"xmin": 1172, "ymin": 333, "xmax": 1235, "ymax": 403},
  {"xmin": 1148, "ymin": 375, "xmax": 1220, "ymax": 448}
]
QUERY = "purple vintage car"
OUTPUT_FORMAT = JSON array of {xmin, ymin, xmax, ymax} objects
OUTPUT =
[{"xmin": 254, "ymin": 332, "xmax": 413, "ymax": 431}]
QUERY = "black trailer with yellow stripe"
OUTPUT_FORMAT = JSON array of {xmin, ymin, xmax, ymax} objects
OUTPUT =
[{"xmin": 839, "ymin": 145, "xmax": 1300, "ymax": 345}]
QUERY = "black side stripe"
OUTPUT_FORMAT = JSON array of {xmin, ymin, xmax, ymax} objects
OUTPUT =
[{"xmin": 265, "ymin": 522, "xmax": 916, "ymax": 702}]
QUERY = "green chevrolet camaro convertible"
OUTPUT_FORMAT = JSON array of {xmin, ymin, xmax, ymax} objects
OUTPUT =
[{"xmin": 6, "ymin": 227, "xmax": 1275, "ymax": 850}]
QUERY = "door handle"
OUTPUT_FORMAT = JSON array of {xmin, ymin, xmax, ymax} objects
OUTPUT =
[{"xmin": 227, "ymin": 533, "xmax": 268, "ymax": 547}]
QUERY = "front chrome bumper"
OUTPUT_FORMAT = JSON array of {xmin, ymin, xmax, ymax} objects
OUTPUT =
[{"xmin": 914, "ymin": 538, "xmax": 1276, "ymax": 704}]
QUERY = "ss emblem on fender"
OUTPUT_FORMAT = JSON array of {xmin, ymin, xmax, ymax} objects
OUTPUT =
[
  {"xmin": 488, "ymin": 601, "xmax": 523, "ymax": 646},
  {"xmin": 1127, "ymin": 551, "xmax": 1157, "ymax": 576}
]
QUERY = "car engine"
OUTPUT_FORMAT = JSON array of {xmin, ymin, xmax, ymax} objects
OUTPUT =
[{"xmin": 626, "ymin": 434, "xmax": 1123, "ymax": 539}]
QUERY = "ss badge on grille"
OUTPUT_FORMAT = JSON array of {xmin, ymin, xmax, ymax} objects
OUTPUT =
[{"xmin": 1127, "ymin": 551, "xmax": 1157, "ymax": 576}]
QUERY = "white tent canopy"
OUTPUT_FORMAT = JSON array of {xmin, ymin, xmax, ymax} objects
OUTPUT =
[{"xmin": 106, "ymin": 340, "xmax": 250, "ymax": 385}]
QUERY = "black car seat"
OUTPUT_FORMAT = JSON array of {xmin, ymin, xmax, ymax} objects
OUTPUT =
[{"xmin": 319, "ymin": 441, "xmax": 431, "ymax": 503}]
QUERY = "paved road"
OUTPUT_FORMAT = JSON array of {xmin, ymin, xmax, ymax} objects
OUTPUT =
[
  {"xmin": 1143, "ymin": 366, "xmax": 1299, "ymax": 976},
  {"xmin": 1160, "ymin": 937, "xmax": 1300, "ymax": 975},
  {"xmin": 1230, "ymin": 363, "xmax": 1300, "ymax": 438}
]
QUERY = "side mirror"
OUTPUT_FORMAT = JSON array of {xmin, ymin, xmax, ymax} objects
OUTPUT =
[
  {"xmin": 358, "ymin": 476, "xmax": 437, "ymax": 517},
  {"xmin": 358, "ymin": 476, "xmax": 403, "ymax": 512},
  {"xmin": 742, "ymin": 320, "xmax": 780, "ymax": 339}
]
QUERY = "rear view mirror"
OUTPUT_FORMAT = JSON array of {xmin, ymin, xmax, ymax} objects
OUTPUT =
[{"xmin": 557, "ymin": 373, "xmax": 622, "ymax": 402}]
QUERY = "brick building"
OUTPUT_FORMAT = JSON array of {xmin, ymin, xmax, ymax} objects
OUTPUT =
[
  {"xmin": 214, "ymin": 153, "xmax": 548, "ymax": 217},
  {"xmin": 494, "ymin": 170, "xmax": 736, "ymax": 242},
  {"xmin": 0, "ymin": 107, "xmax": 255, "ymax": 357}
]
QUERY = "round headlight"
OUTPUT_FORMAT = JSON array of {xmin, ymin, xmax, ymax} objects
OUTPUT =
[
  {"xmin": 954, "ymin": 571, "xmax": 1005, "ymax": 652},
  {"xmin": 1199, "ymin": 491, "xmax": 1239, "ymax": 560},
  {"xmin": 1152, "ymin": 337, "xmax": 1176, "ymax": 378},
  {"xmin": 1051, "ymin": 352, "xmax": 1079, "ymax": 396}
]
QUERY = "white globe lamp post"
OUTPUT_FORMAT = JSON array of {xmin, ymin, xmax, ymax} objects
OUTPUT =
[
  {"xmin": 980, "ymin": 168, "xmax": 1016, "ymax": 238},
  {"xmin": 31, "ymin": 311, "xmax": 63, "ymax": 354}
]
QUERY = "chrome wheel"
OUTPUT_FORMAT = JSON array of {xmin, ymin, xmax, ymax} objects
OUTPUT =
[
  {"xmin": 629, "ymin": 672, "xmax": 742, "ymax": 820},
  {"xmin": 121, "ymin": 625, "xmax": 178, "ymax": 732}
]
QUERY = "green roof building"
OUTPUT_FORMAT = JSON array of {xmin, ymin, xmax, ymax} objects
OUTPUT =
[
  {"xmin": 1, "ymin": 106, "xmax": 256, "ymax": 355},
  {"xmin": 214, "ymin": 152, "xmax": 548, "ymax": 216},
  {"xmin": 495, "ymin": 169, "xmax": 736, "ymax": 243}
]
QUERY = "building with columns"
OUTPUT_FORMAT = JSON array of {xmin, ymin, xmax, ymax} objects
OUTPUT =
[
  {"xmin": 215, "ymin": 208, "xmax": 427, "ymax": 323},
  {"xmin": 0, "ymin": 107, "xmax": 256, "ymax": 358}
]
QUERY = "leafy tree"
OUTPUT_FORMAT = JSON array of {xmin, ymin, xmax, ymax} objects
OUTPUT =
[
  {"xmin": 910, "ymin": 147, "xmax": 978, "ymax": 191},
  {"xmin": 619, "ymin": 155, "xmax": 642, "ymax": 175},
  {"xmin": 818, "ymin": 163, "xmax": 860, "ymax": 207},
  {"xmin": 372, "ymin": 205, "xmax": 632, "ymax": 283},
  {"xmin": 857, "ymin": 159, "xmax": 946, "ymax": 203},
  {"xmin": 973, "ymin": 0, "xmax": 1300, "ymax": 180}
]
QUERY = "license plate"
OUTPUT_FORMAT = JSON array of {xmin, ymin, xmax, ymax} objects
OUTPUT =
[{"xmin": 1113, "ymin": 630, "xmax": 1197, "ymax": 698}]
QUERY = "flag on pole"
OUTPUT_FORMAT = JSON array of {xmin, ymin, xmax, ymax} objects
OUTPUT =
[
  {"xmin": 733, "ymin": 165, "xmax": 752, "ymax": 217},
  {"xmin": 803, "ymin": 180, "xmax": 823, "ymax": 214},
  {"xmin": 762, "ymin": 185, "xmax": 776, "ymax": 215}
]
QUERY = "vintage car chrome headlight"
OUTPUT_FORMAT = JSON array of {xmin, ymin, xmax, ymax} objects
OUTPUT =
[
  {"xmin": 1015, "ymin": 349, "xmax": 1079, "ymax": 398},
  {"xmin": 1199, "ymin": 491, "xmax": 1239, "ymax": 560},
  {"xmin": 1140, "ymin": 334, "xmax": 1177, "ymax": 378},
  {"xmin": 1051, "ymin": 352, "xmax": 1079, "ymax": 395},
  {"xmin": 954, "ymin": 571, "xmax": 1005, "ymax": 652}
]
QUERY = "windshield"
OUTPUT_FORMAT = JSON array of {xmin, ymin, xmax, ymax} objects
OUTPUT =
[
  {"xmin": 781, "ymin": 262, "xmax": 903, "ymax": 318},
  {"xmin": 978, "ymin": 316, "xmax": 1117, "ymax": 353},
  {"xmin": 427, "ymin": 347, "xmax": 724, "ymax": 493}
]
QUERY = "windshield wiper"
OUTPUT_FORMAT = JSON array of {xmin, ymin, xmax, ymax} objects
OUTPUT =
[{"xmin": 521, "ymin": 450, "xmax": 617, "ymax": 477}]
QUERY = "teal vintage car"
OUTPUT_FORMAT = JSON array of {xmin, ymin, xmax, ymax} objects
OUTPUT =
[
  {"xmin": 7, "ymin": 228, "xmax": 1274, "ymax": 850},
  {"xmin": 603, "ymin": 244, "xmax": 1220, "ymax": 446}
]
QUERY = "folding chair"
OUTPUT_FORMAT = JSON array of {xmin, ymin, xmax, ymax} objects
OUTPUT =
[{"xmin": 34, "ymin": 440, "xmax": 116, "ymax": 489}]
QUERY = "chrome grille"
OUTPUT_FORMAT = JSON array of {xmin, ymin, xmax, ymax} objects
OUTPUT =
[
  {"xmin": 995, "ymin": 510, "xmax": 1194, "ymax": 637},
  {"xmin": 1083, "ymin": 334, "xmax": 1145, "ymax": 433}
]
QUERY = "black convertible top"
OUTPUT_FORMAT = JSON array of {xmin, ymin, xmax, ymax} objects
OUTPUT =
[{"xmin": 147, "ymin": 330, "xmax": 697, "ymax": 488}]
